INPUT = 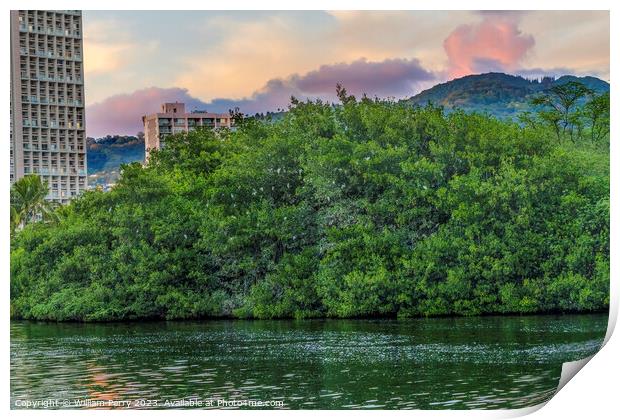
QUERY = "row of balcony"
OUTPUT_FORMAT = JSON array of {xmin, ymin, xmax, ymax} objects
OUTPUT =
[
  {"xmin": 26, "ymin": 168, "xmax": 87, "ymax": 176},
  {"xmin": 23, "ymin": 10, "xmax": 81, "ymax": 17},
  {"xmin": 159, "ymin": 121, "xmax": 220, "ymax": 127},
  {"xmin": 21, "ymin": 96, "xmax": 83, "ymax": 106},
  {"xmin": 19, "ymin": 24, "xmax": 81, "ymax": 38},
  {"xmin": 22, "ymin": 145, "xmax": 85, "ymax": 152},
  {"xmin": 159, "ymin": 118, "xmax": 221, "ymax": 124},
  {"xmin": 46, "ymin": 193, "xmax": 79, "ymax": 201},
  {"xmin": 20, "ymin": 72, "xmax": 83, "ymax": 84},
  {"xmin": 22, "ymin": 120, "xmax": 83, "ymax": 129},
  {"xmin": 20, "ymin": 48, "xmax": 82, "ymax": 61},
  {"xmin": 158, "ymin": 124, "xmax": 226, "ymax": 134}
]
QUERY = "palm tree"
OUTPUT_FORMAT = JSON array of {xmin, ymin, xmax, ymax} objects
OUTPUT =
[
  {"xmin": 10, "ymin": 206, "xmax": 21, "ymax": 237},
  {"xmin": 10, "ymin": 175, "xmax": 58, "ymax": 234}
]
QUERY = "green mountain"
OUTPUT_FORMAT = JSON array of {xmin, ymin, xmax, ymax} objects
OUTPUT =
[
  {"xmin": 87, "ymin": 135, "xmax": 145, "ymax": 184},
  {"xmin": 85, "ymin": 73, "xmax": 608, "ymax": 183},
  {"xmin": 405, "ymin": 72, "xmax": 610, "ymax": 119}
]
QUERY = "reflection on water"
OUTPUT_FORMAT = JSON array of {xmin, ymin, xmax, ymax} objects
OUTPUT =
[{"xmin": 11, "ymin": 314, "xmax": 607, "ymax": 409}]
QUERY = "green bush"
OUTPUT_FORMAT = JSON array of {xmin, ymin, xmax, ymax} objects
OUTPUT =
[{"xmin": 10, "ymin": 94, "xmax": 609, "ymax": 320}]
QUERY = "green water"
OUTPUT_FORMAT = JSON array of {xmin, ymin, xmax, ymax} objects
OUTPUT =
[{"xmin": 10, "ymin": 314, "xmax": 607, "ymax": 409}]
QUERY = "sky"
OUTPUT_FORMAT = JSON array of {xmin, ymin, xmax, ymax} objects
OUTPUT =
[{"xmin": 83, "ymin": 10, "xmax": 610, "ymax": 137}]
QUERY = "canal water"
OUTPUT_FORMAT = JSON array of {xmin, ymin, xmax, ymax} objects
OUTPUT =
[{"xmin": 10, "ymin": 314, "xmax": 607, "ymax": 409}]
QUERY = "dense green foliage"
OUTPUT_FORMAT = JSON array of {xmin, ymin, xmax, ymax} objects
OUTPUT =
[{"xmin": 10, "ymin": 88, "xmax": 609, "ymax": 321}]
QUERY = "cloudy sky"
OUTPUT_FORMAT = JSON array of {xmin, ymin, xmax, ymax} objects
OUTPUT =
[{"xmin": 83, "ymin": 10, "xmax": 610, "ymax": 137}]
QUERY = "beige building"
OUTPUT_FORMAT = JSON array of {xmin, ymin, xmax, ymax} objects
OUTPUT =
[
  {"xmin": 142, "ymin": 102, "xmax": 233, "ymax": 161},
  {"xmin": 10, "ymin": 10, "xmax": 87, "ymax": 204}
]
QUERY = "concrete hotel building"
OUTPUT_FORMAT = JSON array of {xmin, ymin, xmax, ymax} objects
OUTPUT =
[
  {"xmin": 10, "ymin": 10, "xmax": 87, "ymax": 203},
  {"xmin": 142, "ymin": 102, "xmax": 233, "ymax": 161}
]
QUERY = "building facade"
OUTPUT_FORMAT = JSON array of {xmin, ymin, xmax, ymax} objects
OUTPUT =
[
  {"xmin": 142, "ymin": 102, "xmax": 233, "ymax": 161},
  {"xmin": 10, "ymin": 10, "xmax": 87, "ymax": 204}
]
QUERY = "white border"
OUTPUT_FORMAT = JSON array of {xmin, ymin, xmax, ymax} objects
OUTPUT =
[{"xmin": 2, "ymin": 1, "xmax": 616, "ymax": 419}]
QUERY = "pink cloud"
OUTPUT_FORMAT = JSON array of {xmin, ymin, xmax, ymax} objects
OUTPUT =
[
  {"xmin": 443, "ymin": 14, "xmax": 535, "ymax": 79},
  {"xmin": 86, "ymin": 58, "xmax": 437, "ymax": 137},
  {"xmin": 296, "ymin": 58, "xmax": 435, "ymax": 97},
  {"xmin": 86, "ymin": 87, "xmax": 211, "ymax": 137}
]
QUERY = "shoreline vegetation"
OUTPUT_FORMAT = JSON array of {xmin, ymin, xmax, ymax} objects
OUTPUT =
[
  {"xmin": 10, "ymin": 310, "xmax": 611, "ymax": 325},
  {"xmin": 11, "ymin": 84, "xmax": 609, "ymax": 322}
]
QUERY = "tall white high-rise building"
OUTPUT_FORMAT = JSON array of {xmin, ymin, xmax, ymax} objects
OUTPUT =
[{"xmin": 10, "ymin": 10, "xmax": 87, "ymax": 203}]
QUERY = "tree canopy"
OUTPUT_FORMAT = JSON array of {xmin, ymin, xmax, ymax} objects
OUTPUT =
[{"xmin": 10, "ymin": 89, "xmax": 609, "ymax": 321}]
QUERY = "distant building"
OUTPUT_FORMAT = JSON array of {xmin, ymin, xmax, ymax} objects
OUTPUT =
[
  {"xmin": 10, "ymin": 10, "xmax": 87, "ymax": 204},
  {"xmin": 142, "ymin": 102, "xmax": 233, "ymax": 162}
]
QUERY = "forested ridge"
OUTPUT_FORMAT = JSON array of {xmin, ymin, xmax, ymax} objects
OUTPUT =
[
  {"xmin": 87, "ymin": 134, "xmax": 146, "ymax": 186},
  {"xmin": 10, "ymin": 84, "xmax": 609, "ymax": 321},
  {"xmin": 406, "ymin": 72, "xmax": 610, "ymax": 120}
]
